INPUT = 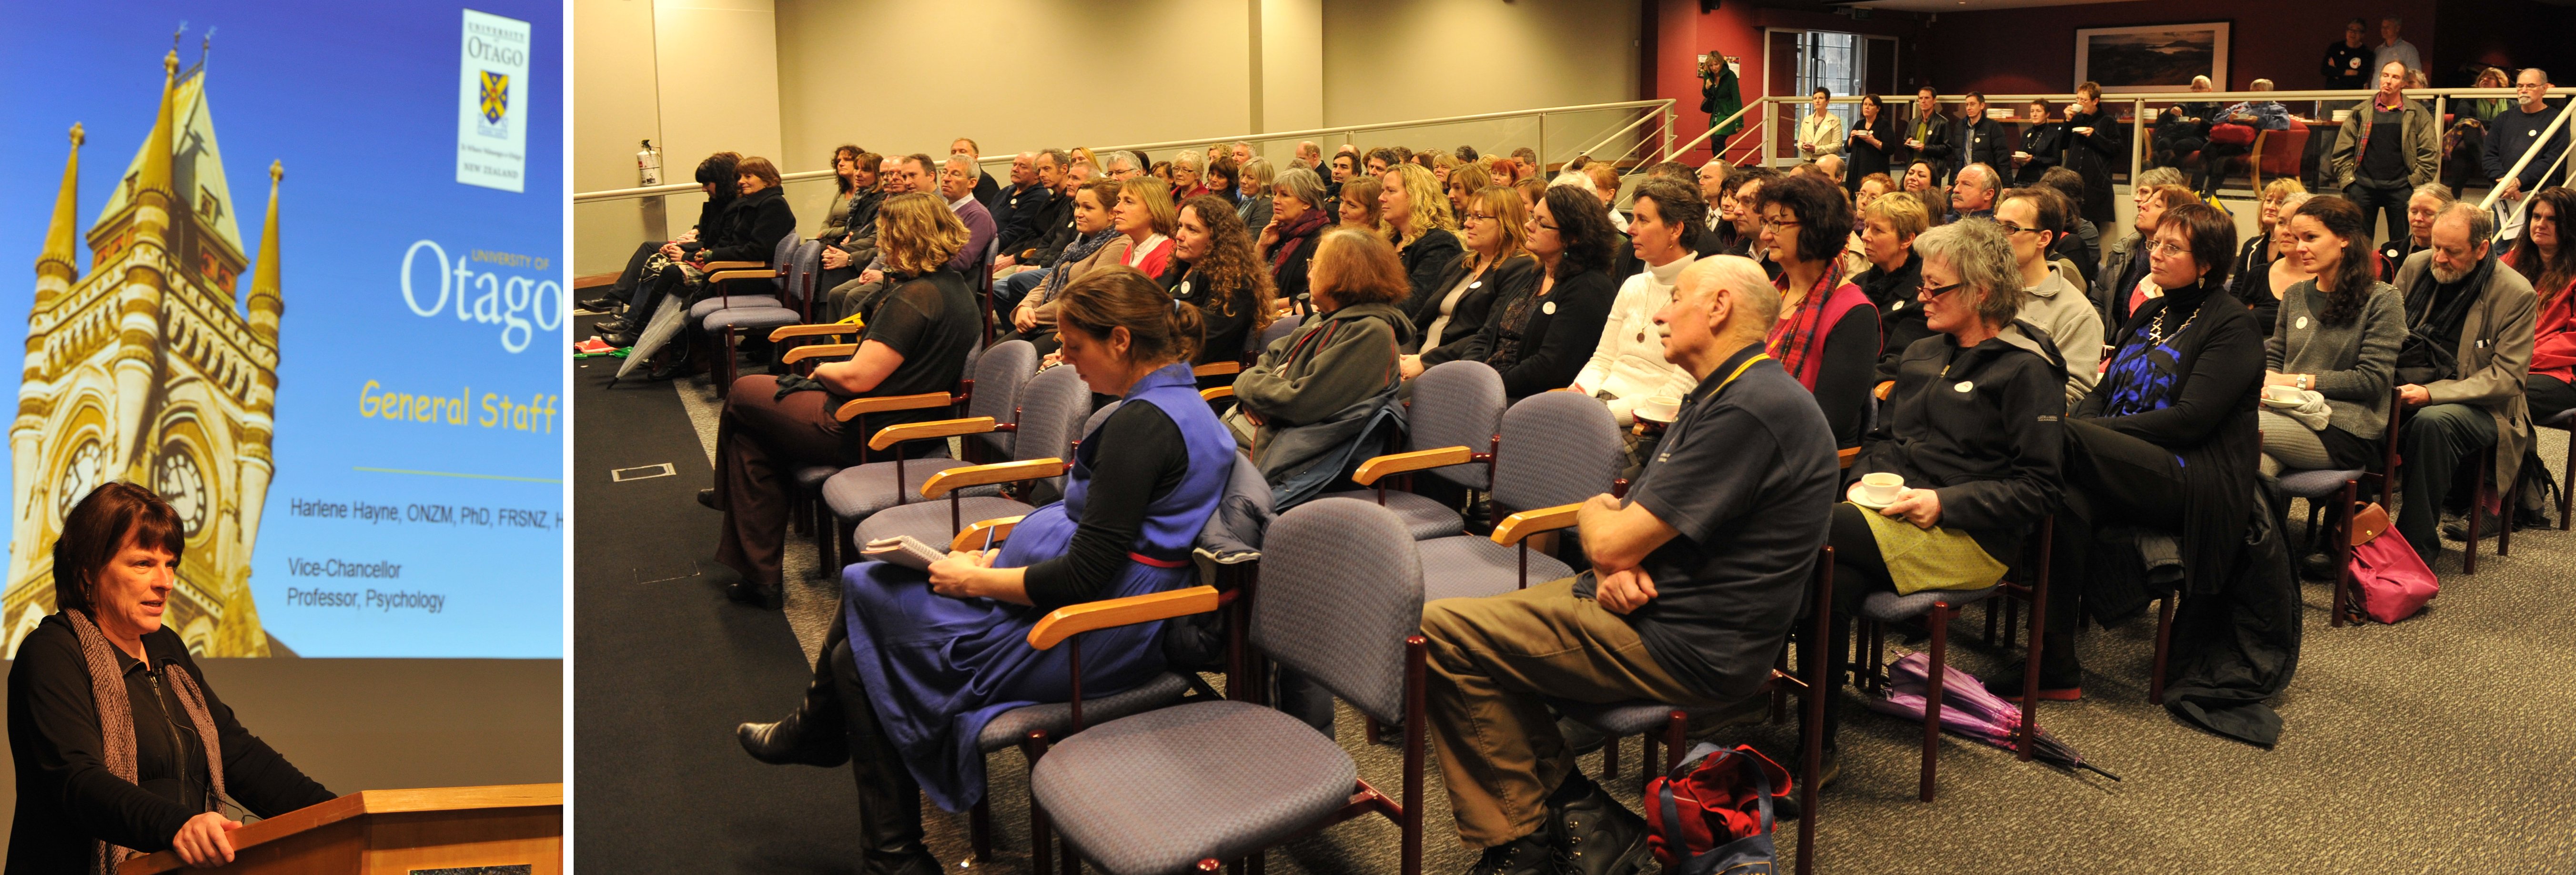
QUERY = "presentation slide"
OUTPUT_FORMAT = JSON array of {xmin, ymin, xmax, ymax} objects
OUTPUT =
[{"xmin": 0, "ymin": 0, "xmax": 564, "ymax": 658}]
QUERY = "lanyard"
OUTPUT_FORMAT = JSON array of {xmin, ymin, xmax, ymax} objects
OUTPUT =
[{"xmin": 1698, "ymin": 353, "xmax": 1770, "ymax": 407}]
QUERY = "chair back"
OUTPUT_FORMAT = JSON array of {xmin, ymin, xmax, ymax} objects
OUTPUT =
[
  {"xmin": 1015, "ymin": 363, "xmax": 1092, "ymax": 489},
  {"xmin": 968, "ymin": 340, "xmax": 1038, "ymax": 458},
  {"xmin": 768, "ymin": 234, "xmax": 800, "ymax": 290},
  {"xmin": 1252, "ymin": 499, "xmax": 1423, "ymax": 725},
  {"xmin": 1491, "ymin": 391, "xmax": 1624, "ymax": 514},
  {"xmin": 2259, "ymin": 121, "xmax": 2309, "ymax": 177},
  {"xmin": 1410, "ymin": 361, "xmax": 1507, "ymax": 490},
  {"xmin": 786, "ymin": 239, "xmax": 823, "ymax": 311}
]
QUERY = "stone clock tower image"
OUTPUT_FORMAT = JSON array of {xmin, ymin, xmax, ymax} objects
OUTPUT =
[{"xmin": 5, "ymin": 46, "xmax": 285, "ymax": 657}]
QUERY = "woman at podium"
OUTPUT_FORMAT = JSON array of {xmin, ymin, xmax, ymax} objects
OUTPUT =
[
  {"xmin": 736, "ymin": 266, "xmax": 1238, "ymax": 875},
  {"xmin": 8, "ymin": 483, "xmax": 335, "ymax": 873}
]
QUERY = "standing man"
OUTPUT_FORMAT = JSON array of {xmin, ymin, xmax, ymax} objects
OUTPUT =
[
  {"xmin": 2328, "ymin": 61, "xmax": 2440, "ymax": 244},
  {"xmin": 1903, "ymin": 86, "xmax": 1959, "ymax": 185},
  {"xmin": 2322, "ymin": 19, "xmax": 2373, "ymax": 95},
  {"xmin": 2373, "ymin": 16, "xmax": 2424, "ymax": 83},
  {"xmin": 1954, "ymin": 92, "xmax": 2011, "ymax": 180},
  {"xmin": 2391, "ymin": 203, "xmax": 2535, "ymax": 560},
  {"xmin": 2482, "ymin": 68, "xmax": 2568, "ymax": 244}
]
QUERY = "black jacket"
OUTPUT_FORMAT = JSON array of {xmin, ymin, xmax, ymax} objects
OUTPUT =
[
  {"xmin": 2074, "ymin": 284, "xmax": 2264, "ymax": 599},
  {"xmin": 1954, "ymin": 116, "xmax": 2013, "ymax": 180},
  {"xmin": 990, "ymin": 183, "xmax": 1058, "ymax": 258},
  {"xmin": 972, "ymin": 171, "xmax": 1002, "ymax": 210},
  {"xmin": 1020, "ymin": 188, "xmax": 1081, "ymax": 264},
  {"xmin": 1856, "ymin": 321, "xmax": 2068, "ymax": 562},
  {"xmin": 1456, "ymin": 265, "xmax": 1618, "ymax": 398},
  {"xmin": 2015, "ymin": 122, "xmax": 2064, "ymax": 184},
  {"xmin": 1395, "ymin": 228, "xmax": 1465, "ymax": 315},
  {"xmin": 701, "ymin": 186, "xmax": 797, "ymax": 264},
  {"xmin": 1410, "ymin": 253, "xmax": 1540, "ymax": 358},
  {"xmin": 1859, "ymin": 253, "xmax": 1931, "ymax": 384},
  {"xmin": 1902, "ymin": 110, "xmax": 1958, "ymax": 176},
  {"xmin": 1160, "ymin": 260, "xmax": 1263, "ymax": 365},
  {"xmin": 8, "ymin": 617, "xmax": 335, "ymax": 872},
  {"xmin": 677, "ymin": 194, "xmax": 735, "ymax": 256},
  {"xmin": 2060, "ymin": 106, "xmax": 2125, "ymax": 226}
]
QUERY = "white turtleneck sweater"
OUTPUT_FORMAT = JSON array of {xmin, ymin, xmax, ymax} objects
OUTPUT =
[{"xmin": 1573, "ymin": 253, "xmax": 1700, "ymax": 425}]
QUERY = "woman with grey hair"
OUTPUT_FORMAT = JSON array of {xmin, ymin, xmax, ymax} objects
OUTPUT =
[
  {"xmin": 1816, "ymin": 216, "xmax": 2069, "ymax": 765},
  {"xmin": 1259, "ymin": 167, "xmax": 1333, "ymax": 306},
  {"xmin": 1237, "ymin": 157, "xmax": 1278, "ymax": 232}
]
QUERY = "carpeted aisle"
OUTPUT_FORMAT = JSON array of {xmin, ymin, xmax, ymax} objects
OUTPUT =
[{"xmin": 572, "ymin": 357, "xmax": 868, "ymax": 873}]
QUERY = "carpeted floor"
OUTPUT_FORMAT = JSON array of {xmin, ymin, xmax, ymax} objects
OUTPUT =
[{"xmin": 582, "ymin": 358, "xmax": 2576, "ymax": 874}]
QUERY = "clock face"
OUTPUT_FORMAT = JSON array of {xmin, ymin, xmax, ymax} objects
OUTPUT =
[
  {"xmin": 154, "ymin": 448, "xmax": 208, "ymax": 538},
  {"xmin": 55, "ymin": 441, "xmax": 104, "ymax": 524}
]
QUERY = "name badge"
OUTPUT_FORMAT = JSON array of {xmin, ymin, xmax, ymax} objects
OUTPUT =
[
  {"xmin": 1890, "ymin": 300, "xmax": 1904, "ymax": 312},
  {"xmin": 1469, "ymin": 281, "xmax": 1482, "ymax": 289},
  {"xmin": 1543, "ymin": 301, "xmax": 1557, "ymax": 315},
  {"xmin": 2296, "ymin": 316, "xmax": 2310, "ymax": 330},
  {"xmin": 1954, "ymin": 380, "xmax": 1974, "ymax": 393},
  {"xmin": 1178, "ymin": 280, "xmax": 1192, "ymax": 296}
]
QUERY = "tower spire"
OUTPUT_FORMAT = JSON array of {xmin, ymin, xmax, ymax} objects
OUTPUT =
[
  {"xmin": 36, "ymin": 124, "xmax": 83, "ymax": 293},
  {"xmin": 136, "ymin": 49, "xmax": 179, "ymax": 205},
  {"xmin": 247, "ymin": 162, "xmax": 283, "ymax": 336}
]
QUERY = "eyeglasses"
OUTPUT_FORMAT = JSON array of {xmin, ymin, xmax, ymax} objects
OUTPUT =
[
  {"xmin": 1917, "ymin": 281, "xmax": 1966, "ymax": 298},
  {"xmin": 1759, "ymin": 217, "xmax": 1803, "ymax": 231},
  {"xmin": 1996, "ymin": 222, "xmax": 2044, "ymax": 236},
  {"xmin": 2149, "ymin": 240, "xmax": 2191, "ymax": 258},
  {"xmin": 1466, "ymin": 213, "xmax": 1497, "ymax": 222}
]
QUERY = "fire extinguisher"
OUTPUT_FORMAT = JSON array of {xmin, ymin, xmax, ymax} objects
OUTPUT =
[{"xmin": 637, "ymin": 139, "xmax": 663, "ymax": 186}]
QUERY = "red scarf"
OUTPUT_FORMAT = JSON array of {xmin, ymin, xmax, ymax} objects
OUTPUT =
[
  {"xmin": 1267, "ymin": 208, "xmax": 1331, "ymax": 272},
  {"xmin": 1766, "ymin": 259, "xmax": 1872, "ymax": 391}
]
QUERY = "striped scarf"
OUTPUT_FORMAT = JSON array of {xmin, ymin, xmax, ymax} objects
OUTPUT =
[
  {"xmin": 1767, "ymin": 258, "xmax": 1848, "ymax": 387},
  {"xmin": 1037, "ymin": 228, "xmax": 1120, "ymax": 302},
  {"xmin": 65, "ymin": 610, "xmax": 227, "ymax": 875}
]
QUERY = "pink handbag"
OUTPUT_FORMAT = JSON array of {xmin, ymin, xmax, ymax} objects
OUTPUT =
[{"xmin": 2346, "ymin": 503, "xmax": 2437, "ymax": 624}]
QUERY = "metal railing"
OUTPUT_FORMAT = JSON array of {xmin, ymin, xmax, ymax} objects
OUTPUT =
[
  {"xmin": 573, "ymin": 98, "xmax": 1676, "ymax": 204},
  {"xmin": 1669, "ymin": 87, "xmax": 2576, "ymax": 199}
]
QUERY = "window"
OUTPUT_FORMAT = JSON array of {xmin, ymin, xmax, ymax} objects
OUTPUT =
[{"xmin": 1798, "ymin": 32, "xmax": 1865, "ymax": 130}]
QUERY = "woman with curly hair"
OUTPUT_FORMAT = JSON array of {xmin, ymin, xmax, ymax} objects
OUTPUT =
[
  {"xmin": 1454, "ymin": 185, "xmax": 1619, "ymax": 399},
  {"xmin": 2508, "ymin": 187, "xmax": 2576, "ymax": 424},
  {"xmin": 1166, "ymin": 194, "xmax": 1279, "ymax": 364},
  {"xmin": 2258, "ymin": 195, "xmax": 2405, "ymax": 478},
  {"xmin": 1379, "ymin": 163, "xmax": 1463, "ymax": 313}
]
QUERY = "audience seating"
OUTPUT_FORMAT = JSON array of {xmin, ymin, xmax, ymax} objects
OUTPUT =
[
  {"xmin": 849, "ymin": 364, "xmax": 1092, "ymax": 553},
  {"xmin": 2279, "ymin": 386, "xmax": 2404, "ymax": 628},
  {"xmin": 1328, "ymin": 361, "xmax": 1508, "ymax": 540},
  {"xmin": 2245, "ymin": 122, "xmax": 2311, "ymax": 194},
  {"xmin": 2545, "ymin": 409, "xmax": 2576, "ymax": 532},
  {"xmin": 1546, "ymin": 545, "xmax": 1832, "ymax": 875},
  {"xmin": 707, "ymin": 239, "xmax": 823, "ymax": 393},
  {"xmin": 1030, "ymin": 499, "xmax": 1429, "ymax": 875},
  {"xmin": 1858, "ymin": 517, "xmax": 2055, "ymax": 802},
  {"xmin": 1405, "ymin": 390, "xmax": 1624, "ymax": 601}
]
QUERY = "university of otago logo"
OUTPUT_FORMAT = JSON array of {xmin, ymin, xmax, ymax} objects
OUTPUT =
[{"xmin": 478, "ymin": 71, "xmax": 509, "ymax": 125}]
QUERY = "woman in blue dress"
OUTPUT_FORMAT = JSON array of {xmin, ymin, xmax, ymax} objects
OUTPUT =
[{"xmin": 735, "ymin": 265, "xmax": 1240, "ymax": 874}]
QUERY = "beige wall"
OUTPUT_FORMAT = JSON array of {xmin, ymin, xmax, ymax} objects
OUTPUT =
[
  {"xmin": 574, "ymin": 0, "xmax": 782, "ymax": 275},
  {"xmin": 1319, "ymin": 0, "xmax": 1639, "ymax": 126}
]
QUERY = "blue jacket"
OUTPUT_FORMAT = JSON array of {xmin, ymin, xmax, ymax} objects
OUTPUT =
[{"xmin": 988, "ymin": 183, "xmax": 1056, "ymax": 257}]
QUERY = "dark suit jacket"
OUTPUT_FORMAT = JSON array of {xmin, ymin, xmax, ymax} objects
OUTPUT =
[{"xmin": 1954, "ymin": 116, "xmax": 2012, "ymax": 181}]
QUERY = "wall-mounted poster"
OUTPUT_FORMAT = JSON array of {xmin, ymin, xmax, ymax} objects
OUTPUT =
[{"xmin": 2074, "ymin": 22, "xmax": 2230, "ymax": 94}]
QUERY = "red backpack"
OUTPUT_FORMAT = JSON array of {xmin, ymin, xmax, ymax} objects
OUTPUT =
[{"xmin": 1643, "ymin": 743, "xmax": 1793, "ymax": 872}]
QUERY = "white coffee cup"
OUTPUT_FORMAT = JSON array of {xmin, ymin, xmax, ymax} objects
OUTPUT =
[
  {"xmin": 1636, "ymin": 395, "xmax": 1682, "ymax": 423},
  {"xmin": 2263, "ymin": 385, "xmax": 2303, "ymax": 405},
  {"xmin": 1859, "ymin": 472, "xmax": 1904, "ymax": 505}
]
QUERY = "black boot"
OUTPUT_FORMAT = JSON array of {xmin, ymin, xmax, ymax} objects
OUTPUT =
[
  {"xmin": 726, "ymin": 578, "xmax": 780, "ymax": 610},
  {"xmin": 737, "ymin": 651, "xmax": 850, "ymax": 767},
  {"xmin": 1550, "ymin": 772, "xmax": 1654, "ymax": 875},
  {"xmin": 1463, "ymin": 829, "xmax": 1555, "ymax": 875},
  {"xmin": 832, "ymin": 641, "xmax": 943, "ymax": 875}
]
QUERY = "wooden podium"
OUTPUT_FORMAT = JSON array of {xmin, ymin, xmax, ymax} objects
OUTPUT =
[{"xmin": 120, "ymin": 783, "xmax": 561, "ymax": 875}]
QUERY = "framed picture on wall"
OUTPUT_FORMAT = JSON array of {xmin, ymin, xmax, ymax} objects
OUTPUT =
[{"xmin": 2074, "ymin": 22, "xmax": 2229, "ymax": 93}]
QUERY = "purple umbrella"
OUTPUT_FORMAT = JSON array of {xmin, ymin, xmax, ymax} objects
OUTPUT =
[{"xmin": 1864, "ymin": 652, "xmax": 2120, "ymax": 780}]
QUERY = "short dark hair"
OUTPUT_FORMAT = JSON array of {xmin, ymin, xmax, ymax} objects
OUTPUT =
[
  {"xmin": 1643, "ymin": 161, "xmax": 1697, "ymax": 185},
  {"xmin": 1540, "ymin": 186, "xmax": 1619, "ymax": 279},
  {"xmin": 1629, "ymin": 178, "xmax": 1708, "ymax": 247},
  {"xmin": 1753, "ymin": 174, "xmax": 1856, "ymax": 265},
  {"xmin": 1999, "ymin": 186, "xmax": 2066, "ymax": 245},
  {"xmin": 53, "ymin": 482, "xmax": 186, "ymax": 617},
  {"xmin": 1965, "ymin": 91, "xmax": 1987, "ymax": 103},
  {"xmin": 2037, "ymin": 166, "xmax": 2086, "ymax": 214},
  {"xmin": 695, "ymin": 151, "xmax": 742, "ymax": 188},
  {"xmin": 1455, "ymin": 145, "xmax": 1480, "ymax": 162},
  {"xmin": 1813, "ymin": 87, "xmax": 1832, "ymax": 98},
  {"xmin": 2159, "ymin": 202, "xmax": 2239, "ymax": 286}
]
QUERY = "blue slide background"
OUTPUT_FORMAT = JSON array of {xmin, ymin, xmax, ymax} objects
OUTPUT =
[{"xmin": 0, "ymin": 0, "xmax": 564, "ymax": 657}]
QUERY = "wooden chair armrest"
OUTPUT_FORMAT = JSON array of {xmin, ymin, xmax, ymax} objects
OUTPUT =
[
  {"xmin": 1201, "ymin": 386, "xmax": 1234, "ymax": 401},
  {"xmin": 705, "ymin": 269, "xmax": 775, "ymax": 284},
  {"xmin": 834, "ymin": 392, "xmax": 955, "ymax": 421},
  {"xmin": 1192, "ymin": 361, "xmax": 1243, "ymax": 377},
  {"xmin": 772, "ymin": 323, "xmax": 862, "ymax": 341},
  {"xmin": 922, "ymin": 458, "xmax": 1068, "ymax": 498},
  {"xmin": 1027, "ymin": 586, "xmax": 1222, "ymax": 650},
  {"xmin": 699, "ymin": 260, "xmax": 765, "ymax": 271},
  {"xmin": 869, "ymin": 417, "xmax": 996, "ymax": 451},
  {"xmin": 573, "ymin": 272, "xmax": 619, "ymax": 290},
  {"xmin": 1491, "ymin": 502, "xmax": 1583, "ymax": 546},
  {"xmin": 951, "ymin": 515, "xmax": 1026, "ymax": 552},
  {"xmin": 784, "ymin": 343, "xmax": 858, "ymax": 364},
  {"xmin": 1839, "ymin": 447, "xmax": 1861, "ymax": 470},
  {"xmin": 1353, "ymin": 446, "xmax": 1474, "ymax": 486}
]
